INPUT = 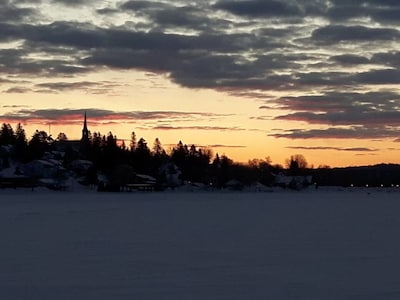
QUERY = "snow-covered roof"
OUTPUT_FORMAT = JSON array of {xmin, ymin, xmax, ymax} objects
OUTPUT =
[
  {"xmin": 136, "ymin": 174, "xmax": 156, "ymax": 183},
  {"xmin": 46, "ymin": 159, "xmax": 63, "ymax": 166}
]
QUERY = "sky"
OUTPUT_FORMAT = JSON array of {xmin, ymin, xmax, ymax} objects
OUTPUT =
[{"xmin": 1, "ymin": 0, "xmax": 400, "ymax": 167}]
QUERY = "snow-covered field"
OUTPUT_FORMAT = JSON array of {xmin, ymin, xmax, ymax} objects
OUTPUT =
[{"xmin": 1, "ymin": 188, "xmax": 400, "ymax": 299}]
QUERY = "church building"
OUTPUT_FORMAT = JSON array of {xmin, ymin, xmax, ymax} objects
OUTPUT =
[
  {"xmin": 79, "ymin": 112, "xmax": 90, "ymax": 155},
  {"xmin": 54, "ymin": 112, "xmax": 91, "ymax": 158}
]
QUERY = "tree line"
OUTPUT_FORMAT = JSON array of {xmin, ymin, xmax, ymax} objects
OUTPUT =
[{"xmin": 0, "ymin": 123, "xmax": 310, "ymax": 188}]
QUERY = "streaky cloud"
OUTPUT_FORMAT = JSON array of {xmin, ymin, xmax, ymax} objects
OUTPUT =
[{"xmin": 287, "ymin": 146, "xmax": 378, "ymax": 152}]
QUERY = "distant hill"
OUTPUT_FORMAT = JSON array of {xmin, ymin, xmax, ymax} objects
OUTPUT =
[{"xmin": 312, "ymin": 164, "xmax": 400, "ymax": 187}]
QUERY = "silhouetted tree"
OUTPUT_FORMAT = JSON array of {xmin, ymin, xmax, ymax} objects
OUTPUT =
[
  {"xmin": 185, "ymin": 145, "xmax": 212, "ymax": 182},
  {"xmin": 120, "ymin": 140, "xmax": 126, "ymax": 151},
  {"xmin": 91, "ymin": 132, "xmax": 101, "ymax": 149},
  {"xmin": 286, "ymin": 154, "xmax": 308, "ymax": 175},
  {"xmin": 102, "ymin": 132, "xmax": 119, "ymax": 168},
  {"xmin": 14, "ymin": 123, "xmax": 28, "ymax": 161},
  {"xmin": 130, "ymin": 131, "xmax": 137, "ymax": 151},
  {"xmin": 56, "ymin": 132, "xmax": 68, "ymax": 141},
  {"xmin": 28, "ymin": 130, "xmax": 53, "ymax": 160},
  {"xmin": 220, "ymin": 155, "xmax": 234, "ymax": 185},
  {"xmin": 87, "ymin": 131, "xmax": 102, "ymax": 164},
  {"xmin": 152, "ymin": 138, "xmax": 165, "ymax": 156},
  {"xmin": 0, "ymin": 124, "xmax": 13, "ymax": 169},
  {"xmin": 104, "ymin": 132, "xmax": 116, "ymax": 149},
  {"xmin": 151, "ymin": 137, "xmax": 167, "ymax": 174},
  {"xmin": 0, "ymin": 123, "xmax": 15, "ymax": 145},
  {"xmin": 171, "ymin": 141, "xmax": 188, "ymax": 171},
  {"xmin": 210, "ymin": 154, "xmax": 233, "ymax": 187},
  {"xmin": 134, "ymin": 137, "xmax": 151, "ymax": 173},
  {"xmin": 209, "ymin": 153, "xmax": 221, "ymax": 186},
  {"xmin": 248, "ymin": 157, "xmax": 274, "ymax": 185}
]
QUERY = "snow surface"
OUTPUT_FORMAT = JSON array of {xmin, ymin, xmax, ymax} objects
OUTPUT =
[{"xmin": 1, "ymin": 187, "xmax": 400, "ymax": 299}]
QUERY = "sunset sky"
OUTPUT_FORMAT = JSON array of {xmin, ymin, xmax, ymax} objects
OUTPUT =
[{"xmin": 1, "ymin": 0, "xmax": 400, "ymax": 167}]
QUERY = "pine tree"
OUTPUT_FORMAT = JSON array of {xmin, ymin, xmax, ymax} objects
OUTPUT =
[
  {"xmin": 14, "ymin": 123, "xmax": 28, "ymax": 161},
  {"xmin": 134, "ymin": 138, "xmax": 151, "ymax": 173},
  {"xmin": 0, "ymin": 123, "xmax": 15, "ymax": 145},
  {"xmin": 56, "ymin": 132, "xmax": 68, "ymax": 141},
  {"xmin": 130, "ymin": 131, "xmax": 137, "ymax": 151},
  {"xmin": 28, "ymin": 130, "xmax": 52, "ymax": 160},
  {"xmin": 152, "ymin": 138, "xmax": 165, "ymax": 156}
]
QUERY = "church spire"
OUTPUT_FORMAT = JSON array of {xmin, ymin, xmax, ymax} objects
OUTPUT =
[
  {"xmin": 84, "ymin": 111, "xmax": 87, "ymax": 130},
  {"xmin": 81, "ymin": 111, "xmax": 89, "ymax": 142},
  {"xmin": 80, "ymin": 111, "xmax": 90, "ymax": 157}
]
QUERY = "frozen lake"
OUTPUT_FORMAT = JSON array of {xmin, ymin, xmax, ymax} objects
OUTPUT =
[{"xmin": 1, "ymin": 188, "xmax": 400, "ymax": 299}]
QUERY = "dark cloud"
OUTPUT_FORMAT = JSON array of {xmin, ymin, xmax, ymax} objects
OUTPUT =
[
  {"xmin": 153, "ymin": 125, "xmax": 246, "ymax": 131},
  {"xmin": 356, "ymin": 69, "xmax": 400, "ymax": 85},
  {"xmin": 8, "ymin": 20, "xmax": 269, "ymax": 55},
  {"xmin": 337, "ymin": 0, "xmax": 400, "ymax": 6},
  {"xmin": 3, "ymin": 87, "xmax": 32, "ymax": 93},
  {"xmin": 0, "ymin": 23, "xmax": 24, "ymax": 42},
  {"xmin": 0, "ymin": 77, "xmax": 17, "ymax": 84},
  {"xmin": 272, "ymin": 91, "xmax": 400, "ymax": 139},
  {"xmin": 0, "ymin": 0, "xmax": 400, "ymax": 146},
  {"xmin": 208, "ymin": 144, "xmax": 247, "ymax": 148},
  {"xmin": 0, "ymin": 108, "xmax": 229, "ymax": 125},
  {"xmin": 311, "ymin": 25, "xmax": 400, "ymax": 44},
  {"xmin": 275, "ymin": 111, "xmax": 400, "ymax": 127},
  {"xmin": 272, "ymin": 91, "xmax": 400, "ymax": 128},
  {"xmin": 0, "ymin": 43, "xmax": 89, "ymax": 77},
  {"xmin": 270, "ymin": 127, "xmax": 399, "ymax": 139},
  {"xmin": 35, "ymin": 81, "xmax": 107, "ymax": 93},
  {"xmin": 0, "ymin": 4, "xmax": 397, "ymax": 93},
  {"xmin": 1, "ymin": 104, "xmax": 28, "ymax": 108},
  {"xmin": 330, "ymin": 54, "xmax": 371, "ymax": 66},
  {"xmin": 120, "ymin": 1, "xmax": 222, "ymax": 33},
  {"xmin": 51, "ymin": 0, "xmax": 91, "ymax": 6},
  {"xmin": 214, "ymin": 0, "xmax": 303, "ymax": 17},
  {"xmin": 120, "ymin": 0, "xmax": 169, "ymax": 11},
  {"xmin": 287, "ymin": 146, "xmax": 378, "ymax": 152},
  {"xmin": 372, "ymin": 8, "xmax": 400, "ymax": 24},
  {"xmin": 327, "ymin": 0, "xmax": 400, "ymax": 24},
  {"xmin": 371, "ymin": 52, "xmax": 400, "ymax": 67},
  {"xmin": 96, "ymin": 7, "xmax": 119, "ymax": 15},
  {"xmin": 277, "ymin": 68, "xmax": 400, "ymax": 90},
  {"xmin": 13, "ymin": 0, "xmax": 42, "ymax": 3},
  {"xmin": 273, "ymin": 91, "xmax": 400, "ymax": 112},
  {"xmin": 0, "ymin": 0, "xmax": 37, "ymax": 23}
]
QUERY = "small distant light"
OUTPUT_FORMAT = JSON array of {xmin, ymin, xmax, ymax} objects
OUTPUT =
[
  {"xmin": 381, "ymin": 184, "xmax": 384, "ymax": 188},
  {"xmin": 350, "ymin": 184, "xmax": 354, "ymax": 187},
  {"xmin": 397, "ymin": 185, "xmax": 400, "ymax": 188},
  {"xmin": 365, "ymin": 184, "xmax": 369, "ymax": 188},
  {"xmin": 391, "ymin": 184, "xmax": 394, "ymax": 187}
]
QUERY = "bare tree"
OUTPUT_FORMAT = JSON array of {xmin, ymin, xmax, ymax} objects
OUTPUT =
[{"xmin": 286, "ymin": 154, "xmax": 308, "ymax": 175}]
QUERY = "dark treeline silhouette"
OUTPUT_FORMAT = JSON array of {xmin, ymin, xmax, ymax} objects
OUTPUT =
[
  {"xmin": 3, "ymin": 122, "xmax": 398, "ymax": 190},
  {"xmin": 0, "ymin": 123, "xmax": 284, "ymax": 190}
]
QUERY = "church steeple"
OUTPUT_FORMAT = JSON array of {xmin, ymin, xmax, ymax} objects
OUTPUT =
[
  {"xmin": 80, "ymin": 111, "xmax": 90, "ymax": 157},
  {"xmin": 81, "ymin": 111, "xmax": 89, "ymax": 142}
]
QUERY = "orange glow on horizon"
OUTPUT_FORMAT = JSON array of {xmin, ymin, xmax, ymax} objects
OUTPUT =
[
  {"xmin": 1, "ymin": 71, "xmax": 399, "ymax": 169},
  {"xmin": 8, "ymin": 119, "xmax": 399, "ymax": 169}
]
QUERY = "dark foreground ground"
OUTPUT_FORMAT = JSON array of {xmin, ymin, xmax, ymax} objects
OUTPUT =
[{"xmin": 1, "ymin": 188, "xmax": 400, "ymax": 299}]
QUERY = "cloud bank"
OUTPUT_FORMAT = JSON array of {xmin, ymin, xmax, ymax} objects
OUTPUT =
[{"xmin": 1, "ymin": 0, "xmax": 400, "ymax": 141}]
